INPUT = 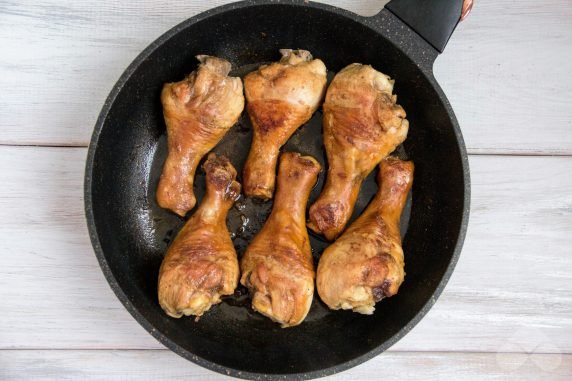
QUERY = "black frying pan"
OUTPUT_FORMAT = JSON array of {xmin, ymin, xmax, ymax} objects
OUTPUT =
[{"xmin": 85, "ymin": 0, "xmax": 471, "ymax": 378}]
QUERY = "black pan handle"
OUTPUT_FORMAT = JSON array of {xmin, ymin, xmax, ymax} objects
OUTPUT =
[{"xmin": 385, "ymin": 0, "xmax": 472, "ymax": 52}]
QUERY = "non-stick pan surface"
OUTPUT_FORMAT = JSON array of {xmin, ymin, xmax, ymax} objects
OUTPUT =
[{"xmin": 85, "ymin": 0, "xmax": 470, "ymax": 378}]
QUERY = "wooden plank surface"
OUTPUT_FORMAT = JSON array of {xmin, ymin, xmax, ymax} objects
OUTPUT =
[
  {"xmin": 0, "ymin": 350, "xmax": 570, "ymax": 381},
  {"xmin": 1, "ymin": 0, "xmax": 571, "ymax": 154},
  {"xmin": 1, "ymin": 146, "xmax": 570, "ymax": 354},
  {"xmin": 433, "ymin": 0, "xmax": 572, "ymax": 155},
  {"xmin": 2, "ymin": 0, "xmax": 572, "ymax": 379}
]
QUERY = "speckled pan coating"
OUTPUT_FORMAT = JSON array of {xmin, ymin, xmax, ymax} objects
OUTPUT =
[{"xmin": 85, "ymin": 0, "xmax": 470, "ymax": 379}]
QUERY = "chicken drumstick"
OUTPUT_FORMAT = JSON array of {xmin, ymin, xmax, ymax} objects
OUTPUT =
[
  {"xmin": 317, "ymin": 157, "xmax": 413, "ymax": 314},
  {"xmin": 241, "ymin": 152, "xmax": 321, "ymax": 327},
  {"xmin": 243, "ymin": 49, "xmax": 326, "ymax": 199},
  {"xmin": 308, "ymin": 63, "xmax": 408, "ymax": 240},
  {"xmin": 158, "ymin": 154, "xmax": 241, "ymax": 318},
  {"xmin": 157, "ymin": 55, "xmax": 244, "ymax": 216}
]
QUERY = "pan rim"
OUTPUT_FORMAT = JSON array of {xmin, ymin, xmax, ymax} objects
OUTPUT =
[{"xmin": 84, "ymin": 0, "xmax": 471, "ymax": 379}]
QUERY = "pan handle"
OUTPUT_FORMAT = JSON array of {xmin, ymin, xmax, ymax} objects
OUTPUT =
[{"xmin": 385, "ymin": 0, "xmax": 472, "ymax": 53}]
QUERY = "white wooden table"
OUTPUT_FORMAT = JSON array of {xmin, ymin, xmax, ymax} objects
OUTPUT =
[{"xmin": 1, "ymin": 0, "xmax": 571, "ymax": 379}]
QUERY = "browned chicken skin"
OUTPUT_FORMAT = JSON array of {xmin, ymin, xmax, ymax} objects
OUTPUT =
[
  {"xmin": 240, "ymin": 152, "xmax": 321, "ymax": 327},
  {"xmin": 157, "ymin": 55, "xmax": 244, "ymax": 216},
  {"xmin": 242, "ymin": 49, "xmax": 327, "ymax": 199},
  {"xmin": 158, "ymin": 154, "xmax": 241, "ymax": 318},
  {"xmin": 308, "ymin": 63, "xmax": 408, "ymax": 240},
  {"xmin": 317, "ymin": 157, "xmax": 413, "ymax": 314}
]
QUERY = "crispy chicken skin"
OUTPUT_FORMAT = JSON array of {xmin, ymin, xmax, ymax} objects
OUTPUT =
[
  {"xmin": 157, "ymin": 55, "xmax": 244, "ymax": 216},
  {"xmin": 158, "ymin": 154, "xmax": 241, "ymax": 318},
  {"xmin": 308, "ymin": 63, "xmax": 408, "ymax": 240},
  {"xmin": 317, "ymin": 157, "xmax": 413, "ymax": 314},
  {"xmin": 240, "ymin": 153, "xmax": 321, "ymax": 327},
  {"xmin": 242, "ymin": 49, "xmax": 327, "ymax": 199}
]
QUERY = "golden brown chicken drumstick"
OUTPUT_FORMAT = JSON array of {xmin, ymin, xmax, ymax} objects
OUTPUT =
[
  {"xmin": 243, "ymin": 49, "xmax": 327, "ymax": 199},
  {"xmin": 158, "ymin": 154, "xmax": 241, "ymax": 318},
  {"xmin": 308, "ymin": 63, "xmax": 409, "ymax": 240},
  {"xmin": 317, "ymin": 157, "xmax": 413, "ymax": 314},
  {"xmin": 157, "ymin": 55, "xmax": 244, "ymax": 216},
  {"xmin": 240, "ymin": 152, "xmax": 321, "ymax": 327}
]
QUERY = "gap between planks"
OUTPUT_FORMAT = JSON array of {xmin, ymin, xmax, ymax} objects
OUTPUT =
[
  {"xmin": 0, "ymin": 348, "xmax": 566, "ymax": 356},
  {"xmin": 0, "ymin": 349, "xmax": 569, "ymax": 381},
  {"xmin": 2, "ymin": 143, "xmax": 572, "ymax": 158}
]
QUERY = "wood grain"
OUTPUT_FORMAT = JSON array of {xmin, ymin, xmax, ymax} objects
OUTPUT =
[
  {"xmin": 434, "ymin": 0, "xmax": 572, "ymax": 155},
  {"xmin": 1, "ymin": 0, "xmax": 571, "ymax": 154},
  {"xmin": 2, "ymin": 1, "xmax": 572, "ymax": 377},
  {"xmin": 1, "ymin": 146, "xmax": 570, "ymax": 353},
  {"xmin": 0, "ymin": 0, "xmax": 384, "ymax": 147},
  {"xmin": 0, "ymin": 350, "xmax": 570, "ymax": 381}
]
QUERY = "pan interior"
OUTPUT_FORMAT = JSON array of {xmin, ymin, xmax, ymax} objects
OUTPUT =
[{"xmin": 89, "ymin": 3, "xmax": 466, "ymax": 376}]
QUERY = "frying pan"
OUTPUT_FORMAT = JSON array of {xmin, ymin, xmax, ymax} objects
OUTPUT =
[{"xmin": 85, "ymin": 0, "xmax": 471, "ymax": 378}]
